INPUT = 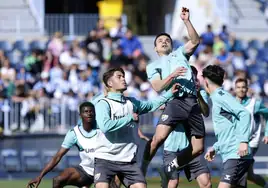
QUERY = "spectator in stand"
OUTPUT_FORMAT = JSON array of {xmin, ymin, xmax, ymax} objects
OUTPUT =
[
  {"xmin": 133, "ymin": 55, "xmax": 148, "ymax": 85},
  {"xmin": 201, "ymin": 24, "xmax": 214, "ymax": 47},
  {"xmin": 110, "ymin": 18, "xmax": 127, "ymax": 40},
  {"xmin": 77, "ymin": 71, "xmax": 93, "ymax": 99},
  {"xmin": 84, "ymin": 29, "xmax": 103, "ymax": 61},
  {"xmin": 49, "ymin": 63, "xmax": 63, "ymax": 85},
  {"xmin": 15, "ymin": 66, "xmax": 35, "ymax": 90},
  {"xmin": 110, "ymin": 46, "xmax": 130, "ymax": 67},
  {"xmin": 59, "ymin": 47, "xmax": 80, "ymax": 71},
  {"xmin": 213, "ymin": 35, "xmax": 226, "ymax": 56},
  {"xmin": 95, "ymin": 18, "xmax": 108, "ymax": 37},
  {"xmin": 119, "ymin": 28, "xmax": 143, "ymax": 60},
  {"xmin": 33, "ymin": 72, "xmax": 55, "ymax": 97},
  {"xmin": 214, "ymin": 47, "xmax": 233, "ymax": 78},
  {"xmin": 47, "ymin": 32, "xmax": 64, "ymax": 64},
  {"xmin": 1, "ymin": 58, "xmax": 16, "ymax": 82},
  {"xmin": 219, "ymin": 25, "xmax": 229, "ymax": 44}
]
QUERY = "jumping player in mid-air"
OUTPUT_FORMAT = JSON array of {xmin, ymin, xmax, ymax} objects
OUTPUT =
[
  {"xmin": 160, "ymin": 66, "xmax": 211, "ymax": 188},
  {"xmin": 143, "ymin": 7, "xmax": 204, "ymax": 175}
]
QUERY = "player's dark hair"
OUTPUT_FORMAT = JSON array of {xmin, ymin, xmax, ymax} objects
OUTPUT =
[
  {"xmin": 154, "ymin": 33, "xmax": 173, "ymax": 47},
  {"xmin": 235, "ymin": 78, "xmax": 248, "ymax": 87},
  {"xmin": 202, "ymin": 65, "xmax": 225, "ymax": 86},
  {"xmin": 79, "ymin": 102, "xmax": 94, "ymax": 113},
  {"xmin": 103, "ymin": 68, "xmax": 125, "ymax": 87},
  {"xmin": 190, "ymin": 66, "xmax": 198, "ymax": 77}
]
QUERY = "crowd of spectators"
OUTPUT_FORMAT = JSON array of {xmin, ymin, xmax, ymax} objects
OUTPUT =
[{"xmin": 0, "ymin": 18, "xmax": 267, "ymax": 134}]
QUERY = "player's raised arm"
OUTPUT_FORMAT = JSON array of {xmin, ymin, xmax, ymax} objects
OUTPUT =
[
  {"xmin": 181, "ymin": 7, "xmax": 200, "ymax": 56},
  {"xmin": 95, "ymin": 100, "xmax": 135, "ymax": 133},
  {"xmin": 27, "ymin": 147, "xmax": 69, "ymax": 188}
]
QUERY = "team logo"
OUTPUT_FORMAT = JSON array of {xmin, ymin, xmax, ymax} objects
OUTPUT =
[
  {"xmin": 224, "ymin": 175, "xmax": 231, "ymax": 181},
  {"xmin": 161, "ymin": 114, "xmax": 169, "ymax": 121},
  {"xmin": 95, "ymin": 173, "xmax": 101, "ymax": 181}
]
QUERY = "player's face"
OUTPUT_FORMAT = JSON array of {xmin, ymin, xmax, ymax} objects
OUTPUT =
[
  {"xmin": 155, "ymin": 35, "xmax": 172, "ymax": 55},
  {"xmin": 235, "ymin": 81, "xmax": 248, "ymax": 98},
  {"xmin": 108, "ymin": 71, "xmax": 127, "ymax": 92},
  {"xmin": 81, "ymin": 106, "xmax": 95, "ymax": 123}
]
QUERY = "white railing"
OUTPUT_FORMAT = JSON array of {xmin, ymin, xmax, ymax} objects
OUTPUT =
[{"xmin": 28, "ymin": 0, "xmax": 45, "ymax": 34}]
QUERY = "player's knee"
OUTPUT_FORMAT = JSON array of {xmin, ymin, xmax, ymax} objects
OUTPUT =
[
  {"xmin": 53, "ymin": 176, "xmax": 65, "ymax": 188},
  {"xmin": 200, "ymin": 181, "xmax": 212, "ymax": 188},
  {"xmin": 168, "ymin": 179, "xmax": 179, "ymax": 188}
]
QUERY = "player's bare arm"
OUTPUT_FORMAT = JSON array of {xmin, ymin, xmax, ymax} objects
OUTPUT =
[
  {"xmin": 27, "ymin": 147, "xmax": 69, "ymax": 188},
  {"xmin": 151, "ymin": 67, "xmax": 187, "ymax": 92},
  {"xmin": 181, "ymin": 7, "xmax": 200, "ymax": 56}
]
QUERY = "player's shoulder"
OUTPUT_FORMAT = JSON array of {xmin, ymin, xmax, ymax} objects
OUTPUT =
[{"xmin": 146, "ymin": 59, "xmax": 159, "ymax": 69}]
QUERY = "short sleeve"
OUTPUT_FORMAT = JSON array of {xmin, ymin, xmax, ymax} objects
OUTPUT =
[
  {"xmin": 200, "ymin": 89, "xmax": 209, "ymax": 104},
  {"xmin": 173, "ymin": 46, "xmax": 189, "ymax": 59},
  {"xmin": 61, "ymin": 129, "xmax": 77, "ymax": 149},
  {"xmin": 146, "ymin": 62, "xmax": 161, "ymax": 82}
]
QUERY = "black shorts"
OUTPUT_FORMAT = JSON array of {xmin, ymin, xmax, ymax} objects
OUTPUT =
[
  {"xmin": 94, "ymin": 158, "xmax": 146, "ymax": 187},
  {"xmin": 220, "ymin": 159, "xmax": 253, "ymax": 187},
  {"xmin": 74, "ymin": 165, "xmax": 94, "ymax": 186},
  {"xmin": 158, "ymin": 97, "xmax": 205, "ymax": 137},
  {"xmin": 163, "ymin": 150, "xmax": 209, "ymax": 181}
]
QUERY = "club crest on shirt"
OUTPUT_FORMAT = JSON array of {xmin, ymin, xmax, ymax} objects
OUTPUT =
[
  {"xmin": 95, "ymin": 173, "xmax": 101, "ymax": 181},
  {"xmin": 161, "ymin": 114, "xmax": 169, "ymax": 121}
]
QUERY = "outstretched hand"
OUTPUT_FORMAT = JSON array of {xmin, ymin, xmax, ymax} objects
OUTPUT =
[
  {"xmin": 27, "ymin": 176, "xmax": 42, "ymax": 188},
  {"xmin": 180, "ymin": 7, "xmax": 190, "ymax": 22}
]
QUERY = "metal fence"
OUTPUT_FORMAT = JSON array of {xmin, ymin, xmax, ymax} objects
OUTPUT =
[
  {"xmin": 0, "ymin": 98, "xmax": 158, "ymax": 135},
  {"xmin": 44, "ymin": 14, "xmax": 128, "ymax": 36}
]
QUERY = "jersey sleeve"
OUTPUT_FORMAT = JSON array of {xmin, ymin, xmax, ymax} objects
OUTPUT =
[
  {"xmin": 200, "ymin": 89, "xmax": 209, "ymax": 104},
  {"xmin": 255, "ymin": 100, "xmax": 268, "ymax": 136},
  {"xmin": 173, "ymin": 46, "xmax": 190, "ymax": 59},
  {"xmin": 61, "ymin": 129, "xmax": 77, "ymax": 149},
  {"xmin": 146, "ymin": 62, "xmax": 161, "ymax": 82},
  {"xmin": 218, "ymin": 92, "xmax": 251, "ymax": 142}
]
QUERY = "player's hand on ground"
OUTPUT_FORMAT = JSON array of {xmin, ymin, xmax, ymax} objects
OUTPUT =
[
  {"xmin": 205, "ymin": 147, "xmax": 216, "ymax": 162},
  {"xmin": 170, "ymin": 67, "xmax": 187, "ymax": 78},
  {"xmin": 27, "ymin": 176, "xmax": 42, "ymax": 188},
  {"xmin": 180, "ymin": 7, "xmax": 190, "ymax": 21},
  {"xmin": 132, "ymin": 113, "xmax": 139, "ymax": 122},
  {"xmin": 263, "ymin": 136, "xmax": 268, "ymax": 144},
  {"xmin": 237, "ymin": 142, "xmax": 249, "ymax": 157}
]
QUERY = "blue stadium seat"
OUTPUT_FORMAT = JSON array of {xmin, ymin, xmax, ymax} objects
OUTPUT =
[
  {"xmin": 65, "ymin": 150, "xmax": 80, "ymax": 167},
  {"xmin": 29, "ymin": 40, "xmax": 46, "ymax": 51},
  {"xmin": 1, "ymin": 149, "xmax": 21, "ymax": 172},
  {"xmin": 13, "ymin": 40, "xmax": 29, "ymax": 52},
  {"xmin": 21, "ymin": 150, "xmax": 42, "ymax": 172},
  {"xmin": 5, "ymin": 52, "xmax": 22, "ymax": 65},
  {"xmin": 248, "ymin": 39, "xmax": 262, "ymax": 50},
  {"xmin": 42, "ymin": 150, "xmax": 65, "ymax": 171},
  {"xmin": 0, "ymin": 41, "xmax": 12, "ymax": 52}
]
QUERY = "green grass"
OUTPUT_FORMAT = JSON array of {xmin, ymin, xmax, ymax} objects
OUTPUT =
[{"xmin": 0, "ymin": 177, "xmax": 264, "ymax": 188}]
